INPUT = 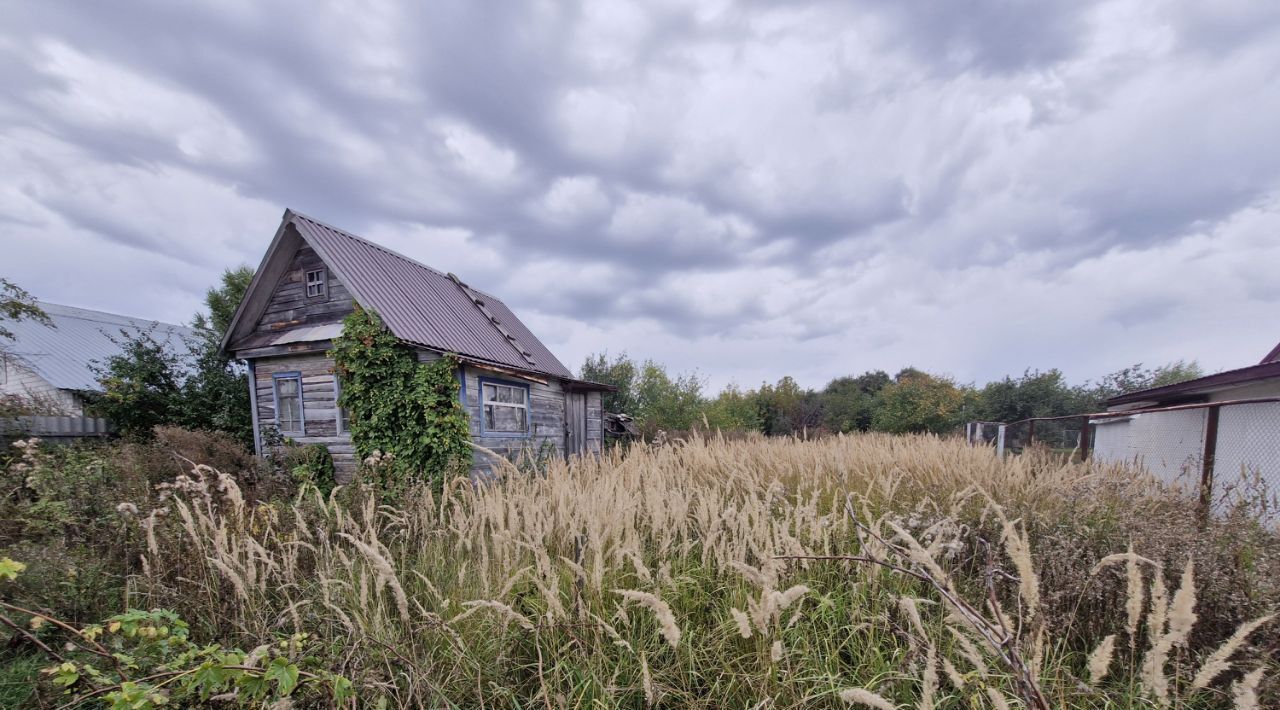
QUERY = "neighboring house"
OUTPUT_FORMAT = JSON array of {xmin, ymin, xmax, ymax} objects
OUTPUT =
[
  {"xmin": 1, "ymin": 302, "xmax": 194, "ymax": 415},
  {"xmin": 1093, "ymin": 343, "xmax": 1280, "ymax": 493},
  {"xmin": 220, "ymin": 209, "xmax": 610, "ymax": 481}
]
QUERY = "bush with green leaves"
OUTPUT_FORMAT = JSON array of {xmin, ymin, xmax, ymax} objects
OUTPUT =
[
  {"xmin": 1, "ymin": 561, "xmax": 352, "ymax": 708},
  {"xmin": 330, "ymin": 307, "xmax": 470, "ymax": 496}
]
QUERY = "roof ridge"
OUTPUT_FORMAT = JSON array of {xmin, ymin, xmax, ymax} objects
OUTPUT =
[
  {"xmin": 36, "ymin": 302, "xmax": 191, "ymax": 331},
  {"xmin": 287, "ymin": 210, "xmax": 506, "ymax": 303}
]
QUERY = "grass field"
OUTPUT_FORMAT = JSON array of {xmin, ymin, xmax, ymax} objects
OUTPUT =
[{"xmin": 3, "ymin": 432, "xmax": 1279, "ymax": 707}]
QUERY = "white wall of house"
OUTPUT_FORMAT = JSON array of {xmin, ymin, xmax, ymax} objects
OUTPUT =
[
  {"xmin": 0, "ymin": 355, "xmax": 83, "ymax": 415},
  {"xmin": 1091, "ymin": 408, "xmax": 1208, "ymax": 491},
  {"xmin": 1205, "ymin": 379, "xmax": 1280, "ymax": 402}
]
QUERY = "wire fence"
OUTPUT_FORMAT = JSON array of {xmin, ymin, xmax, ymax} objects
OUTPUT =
[{"xmin": 967, "ymin": 397, "xmax": 1280, "ymax": 526}]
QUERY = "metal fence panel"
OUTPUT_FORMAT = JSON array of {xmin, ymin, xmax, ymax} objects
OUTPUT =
[{"xmin": 1212, "ymin": 402, "xmax": 1280, "ymax": 522}]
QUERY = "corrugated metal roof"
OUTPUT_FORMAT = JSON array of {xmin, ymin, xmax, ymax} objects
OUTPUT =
[
  {"xmin": 3, "ymin": 302, "xmax": 194, "ymax": 392},
  {"xmin": 288, "ymin": 211, "xmax": 575, "ymax": 380}
]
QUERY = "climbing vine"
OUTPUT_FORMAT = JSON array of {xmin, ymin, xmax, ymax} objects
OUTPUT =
[{"xmin": 329, "ymin": 307, "xmax": 471, "ymax": 496}]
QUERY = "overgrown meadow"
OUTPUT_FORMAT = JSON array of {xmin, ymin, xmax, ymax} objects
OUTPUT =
[{"xmin": 2, "ymin": 431, "xmax": 1278, "ymax": 707}]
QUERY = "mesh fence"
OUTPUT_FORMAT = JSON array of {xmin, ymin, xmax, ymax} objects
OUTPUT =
[{"xmin": 968, "ymin": 399, "xmax": 1280, "ymax": 526}]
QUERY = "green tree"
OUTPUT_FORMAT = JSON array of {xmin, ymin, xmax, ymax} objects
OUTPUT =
[
  {"xmin": 183, "ymin": 266, "xmax": 255, "ymax": 448},
  {"xmin": 822, "ymin": 370, "xmax": 891, "ymax": 433},
  {"xmin": 871, "ymin": 368, "xmax": 968, "ymax": 435},
  {"xmin": 756, "ymin": 376, "xmax": 823, "ymax": 436},
  {"xmin": 701, "ymin": 383, "xmax": 762, "ymax": 432},
  {"xmin": 1081, "ymin": 360, "xmax": 1204, "ymax": 408},
  {"xmin": 200, "ymin": 265, "xmax": 255, "ymax": 336},
  {"xmin": 633, "ymin": 360, "xmax": 704, "ymax": 433},
  {"xmin": 580, "ymin": 351, "xmax": 639, "ymax": 414},
  {"xmin": 975, "ymin": 369, "xmax": 1087, "ymax": 423},
  {"xmin": 92, "ymin": 329, "xmax": 185, "ymax": 439},
  {"xmin": 0, "ymin": 278, "xmax": 50, "ymax": 344}
]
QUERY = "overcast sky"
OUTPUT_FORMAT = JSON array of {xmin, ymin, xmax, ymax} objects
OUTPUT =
[{"xmin": 3, "ymin": 1, "xmax": 1279, "ymax": 391}]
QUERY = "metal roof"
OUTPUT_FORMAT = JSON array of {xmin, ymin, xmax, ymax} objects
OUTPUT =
[
  {"xmin": 287, "ymin": 211, "xmax": 576, "ymax": 381},
  {"xmin": 3, "ymin": 302, "xmax": 194, "ymax": 392},
  {"xmin": 1105, "ymin": 360, "xmax": 1280, "ymax": 407}
]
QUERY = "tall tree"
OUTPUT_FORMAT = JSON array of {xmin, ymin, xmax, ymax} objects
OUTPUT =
[
  {"xmin": 756, "ymin": 376, "xmax": 824, "ymax": 436},
  {"xmin": 822, "ymin": 370, "xmax": 891, "ymax": 433},
  {"xmin": 871, "ymin": 368, "xmax": 968, "ymax": 435},
  {"xmin": 976, "ymin": 369, "xmax": 1086, "ymax": 422},
  {"xmin": 701, "ymin": 383, "xmax": 762, "ymax": 432},
  {"xmin": 634, "ymin": 360, "xmax": 704, "ymax": 433},
  {"xmin": 184, "ymin": 266, "xmax": 255, "ymax": 447},
  {"xmin": 580, "ymin": 351, "xmax": 639, "ymax": 414}
]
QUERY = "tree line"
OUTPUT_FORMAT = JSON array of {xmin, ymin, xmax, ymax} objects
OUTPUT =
[
  {"xmin": 3, "ymin": 271, "xmax": 1203, "ymax": 446},
  {"xmin": 581, "ymin": 352, "xmax": 1203, "ymax": 437}
]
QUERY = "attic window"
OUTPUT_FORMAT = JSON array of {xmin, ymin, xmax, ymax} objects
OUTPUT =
[{"xmin": 305, "ymin": 269, "xmax": 327, "ymax": 298}]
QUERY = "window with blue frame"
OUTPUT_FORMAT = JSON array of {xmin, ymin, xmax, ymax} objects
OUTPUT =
[
  {"xmin": 480, "ymin": 378, "xmax": 529, "ymax": 435},
  {"xmin": 273, "ymin": 372, "xmax": 305, "ymax": 434}
]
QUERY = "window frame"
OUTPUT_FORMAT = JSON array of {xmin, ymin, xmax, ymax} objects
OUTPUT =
[
  {"xmin": 332, "ymin": 374, "xmax": 349, "ymax": 435},
  {"xmin": 478, "ymin": 376, "xmax": 531, "ymax": 438},
  {"xmin": 305, "ymin": 268, "xmax": 327, "ymax": 299},
  {"xmin": 272, "ymin": 371, "xmax": 306, "ymax": 435}
]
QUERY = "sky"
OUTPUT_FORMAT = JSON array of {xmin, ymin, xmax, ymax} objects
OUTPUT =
[{"xmin": 3, "ymin": 1, "xmax": 1280, "ymax": 392}]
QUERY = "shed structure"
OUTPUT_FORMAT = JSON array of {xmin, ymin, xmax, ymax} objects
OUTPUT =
[
  {"xmin": 1093, "ymin": 344, "xmax": 1280, "ymax": 497},
  {"xmin": 1, "ymin": 302, "xmax": 193, "ymax": 415},
  {"xmin": 221, "ymin": 209, "xmax": 609, "ymax": 480}
]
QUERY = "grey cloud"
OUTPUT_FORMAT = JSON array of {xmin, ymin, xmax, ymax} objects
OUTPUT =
[{"xmin": 4, "ymin": 0, "xmax": 1280, "ymax": 387}]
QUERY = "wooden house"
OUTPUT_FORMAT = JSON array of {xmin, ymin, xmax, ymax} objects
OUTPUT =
[{"xmin": 220, "ymin": 210, "xmax": 609, "ymax": 481}]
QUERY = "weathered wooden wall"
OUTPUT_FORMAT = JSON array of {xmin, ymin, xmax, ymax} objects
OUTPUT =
[
  {"xmin": 250, "ymin": 245, "xmax": 354, "ymax": 342},
  {"xmin": 253, "ymin": 353, "xmax": 357, "ymax": 481},
  {"xmin": 586, "ymin": 390, "xmax": 603, "ymax": 454},
  {"xmin": 420, "ymin": 353, "xmax": 569, "ymax": 479}
]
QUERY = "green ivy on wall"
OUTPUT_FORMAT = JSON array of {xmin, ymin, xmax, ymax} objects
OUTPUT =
[{"xmin": 329, "ymin": 307, "xmax": 471, "ymax": 495}]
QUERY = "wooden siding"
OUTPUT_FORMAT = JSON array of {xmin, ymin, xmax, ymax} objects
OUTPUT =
[
  {"xmin": 254, "ymin": 350, "xmax": 589, "ymax": 483},
  {"xmin": 244, "ymin": 245, "xmax": 354, "ymax": 345},
  {"xmin": 455, "ymin": 358, "xmax": 567, "ymax": 479},
  {"xmin": 253, "ymin": 353, "xmax": 357, "ymax": 481}
]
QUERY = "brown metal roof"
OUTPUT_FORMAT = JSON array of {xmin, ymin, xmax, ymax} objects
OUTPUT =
[
  {"xmin": 1105, "ymin": 360, "xmax": 1280, "ymax": 406},
  {"xmin": 287, "ymin": 210, "xmax": 576, "ymax": 381}
]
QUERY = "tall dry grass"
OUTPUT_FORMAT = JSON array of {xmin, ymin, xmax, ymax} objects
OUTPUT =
[{"xmin": 130, "ymin": 432, "xmax": 1279, "ymax": 707}]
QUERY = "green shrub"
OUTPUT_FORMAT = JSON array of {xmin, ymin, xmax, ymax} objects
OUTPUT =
[{"xmin": 288, "ymin": 443, "xmax": 336, "ymax": 497}]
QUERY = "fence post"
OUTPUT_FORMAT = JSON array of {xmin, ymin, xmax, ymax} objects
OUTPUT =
[
  {"xmin": 1199, "ymin": 405, "xmax": 1221, "ymax": 519},
  {"xmin": 996, "ymin": 424, "xmax": 1007, "ymax": 459},
  {"xmin": 1079, "ymin": 415, "xmax": 1091, "ymax": 462},
  {"xmin": 966, "ymin": 422, "xmax": 974, "ymax": 445},
  {"xmin": 1027, "ymin": 419, "xmax": 1036, "ymax": 448}
]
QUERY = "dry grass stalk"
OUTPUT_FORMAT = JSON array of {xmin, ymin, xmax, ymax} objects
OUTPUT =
[
  {"xmin": 838, "ymin": 688, "xmax": 896, "ymax": 709},
  {"xmin": 455, "ymin": 600, "xmax": 536, "ymax": 631},
  {"xmin": 1190, "ymin": 614, "xmax": 1275, "ymax": 690},
  {"xmin": 730, "ymin": 608, "xmax": 753, "ymax": 639},
  {"xmin": 614, "ymin": 590, "xmax": 681, "ymax": 649},
  {"xmin": 1087, "ymin": 634, "xmax": 1116, "ymax": 685},
  {"xmin": 1231, "ymin": 667, "xmax": 1265, "ymax": 709}
]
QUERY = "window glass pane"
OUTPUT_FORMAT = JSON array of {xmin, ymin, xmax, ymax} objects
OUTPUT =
[
  {"xmin": 483, "ymin": 384, "xmax": 497, "ymax": 402},
  {"xmin": 484, "ymin": 404, "xmax": 525, "ymax": 432},
  {"xmin": 276, "ymin": 376, "xmax": 303, "ymax": 432}
]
